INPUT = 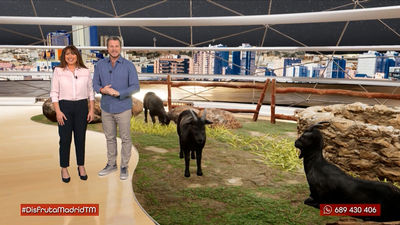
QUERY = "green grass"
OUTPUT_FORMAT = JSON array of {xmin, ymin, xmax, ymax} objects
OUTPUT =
[
  {"xmin": 207, "ymin": 126, "xmax": 302, "ymax": 172},
  {"xmin": 31, "ymin": 114, "xmax": 56, "ymax": 125},
  {"xmin": 236, "ymin": 118, "xmax": 298, "ymax": 138},
  {"xmin": 153, "ymin": 186, "xmax": 336, "ymax": 225}
]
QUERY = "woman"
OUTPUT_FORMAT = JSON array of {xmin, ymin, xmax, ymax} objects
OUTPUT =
[{"xmin": 50, "ymin": 45, "xmax": 95, "ymax": 183}]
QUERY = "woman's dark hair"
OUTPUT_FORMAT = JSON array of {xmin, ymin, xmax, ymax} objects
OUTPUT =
[{"xmin": 58, "ymin": 45, "xmax": 87, "ymax": 69}]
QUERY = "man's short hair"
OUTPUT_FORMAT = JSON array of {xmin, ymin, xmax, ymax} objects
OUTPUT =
[{"xmin": 106, "ymin": 36, "xmax": 122, "ymax": 47}]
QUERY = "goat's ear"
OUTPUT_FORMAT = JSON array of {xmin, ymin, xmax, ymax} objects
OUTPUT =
[{"xmin": 205, "ymin": 119, "xmax": 213, "ymax": 125}]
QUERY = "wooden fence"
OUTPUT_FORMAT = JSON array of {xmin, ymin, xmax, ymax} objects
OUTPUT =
[{"xmin": 141, "ymin": 75, "xmax": 400, "ymax": 124}]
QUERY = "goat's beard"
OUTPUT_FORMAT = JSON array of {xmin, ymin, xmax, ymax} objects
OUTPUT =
[
  {"xmin": 295, "ymin": 141, "xmax": 304, "ymax": 158},
  {"xmin": 298, "ymin": 149, "xmax": 304, "ymax": 159}
]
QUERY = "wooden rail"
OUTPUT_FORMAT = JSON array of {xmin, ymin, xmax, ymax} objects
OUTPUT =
[
  {"xmin": 171, "ymin": 82, "xmax": 265, "ymax": 89},
  {"xmin": 276, "ymin": 87, "xmax": 400, "ymax": 99},
  {"xmin": 146, "ymin": 75, "xmax": 270, "ymax": 120},
  {"xmin": 270, "ymin": 80, "xmax": 400, "ymax": 124}
]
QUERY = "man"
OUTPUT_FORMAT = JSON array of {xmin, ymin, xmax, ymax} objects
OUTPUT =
[{"xmin": 93, "ymin": 36, "xmax": 140, "ymax": 180}]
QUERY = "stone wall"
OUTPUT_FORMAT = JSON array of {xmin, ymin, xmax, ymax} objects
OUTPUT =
[{"xmin": 297, "ymin": 102, "xmax": 400, "ymax": 182}]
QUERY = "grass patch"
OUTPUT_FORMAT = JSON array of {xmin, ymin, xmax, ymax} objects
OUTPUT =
[
  {"xmin": 152, "ymin": 186, "xmax": 336, "ymax": 225},
  {"xmin": 207, "ymin": 126, "xmax": 302, "ymax": 172},
  {"xmin": 31, "ymin": 114, "xmax": 56, "ymax": 125},
  {"xmin": 237, "ymin": 119, "xmax": 298, "ymax": 138},
  {"xmin": 31, "ymin": 114, "xmax": 103, "ymax": 132}
]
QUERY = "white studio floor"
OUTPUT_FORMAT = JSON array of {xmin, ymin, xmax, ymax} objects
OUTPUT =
[{"xmin": 0, "ymin": 105, "xmax": 156, "ymax": 225}]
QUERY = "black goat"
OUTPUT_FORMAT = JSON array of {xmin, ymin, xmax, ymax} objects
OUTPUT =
[
  {"xmin": 177, "ymin": 109, "xmax": 212, "ymax": 177},
  {"xmin": 143, "ymin": 92, "xmax": 170, "ymax": 125},
  {"xmin": 295, "ymin": 121, "xmax": 400, "ymax": 222}
]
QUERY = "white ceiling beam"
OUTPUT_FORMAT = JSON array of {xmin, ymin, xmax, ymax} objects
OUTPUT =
[
  {"xmin": 2, "ymin": 45, "xmax": 400, "ymax": 52},
  {"xmin": 1, "ymin": 6, "xmax": 400, "ymax": 26}
]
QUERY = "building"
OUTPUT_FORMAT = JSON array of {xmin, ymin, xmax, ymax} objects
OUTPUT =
[
  {"xmin": 46, "ymin": 30, "xmax": 71, "ymax": 60},
  {"xmin": 72, "ymin": 21, "xmax": 98, "ymax": 47},
  {"xmin": 230, "ymin": 51, "xmax": 241, "ymax": 75},
  {"xmin": 193, "ymin": 51, "xmax": 214, "ymax": 75},
  {"xmin": 381, "ymin": 51, "xmax": 400, "ymax": 79},
  {"xmin": 35, "ymin": 60, "xmax": 60, "ymax": 72},
  {"xmin": 240, "ymin": 43, "xmax": 256, "ymax": 75},
  {"xmin": 294, "ymin": 65, "xmax": 308, "ymax": 77},
  {"xmin": 141, "ymin": 65, "xmax": 154, "ymax": 73},
  {"xmin": 325, "ymin": 57, "xmax": 346, "ymax": 78},
  {"xmin": 154, "ymin": 56, "xmax": 190, "ymax": 74},
  {"xmin": 264, "ymin": 68, "xmax": 276, "ymax": 76},
  {"xmin": 357, "ymin": 51, "xmax": 381, "ymax": 78},
  {"xmin": 305, "ymin": 63, "xmax": 323, "ymax": 78},
  {"xmin": 100, "ymin": 35, "xmax": 110, "ymax": 46},
  {"xmin": 354, "ymin": 51, "xmax": 400, "ymax": 79},
  {"xmin": 283, "ymin": 58, "xmax": 301, "ymax": 76},
  {"xmin": 213, "ymin": 44, "xmax": 229, "ymax": 75},
  {"xmin": 46, "ymin": 31, "xmax": 71, "ymax": 46}
]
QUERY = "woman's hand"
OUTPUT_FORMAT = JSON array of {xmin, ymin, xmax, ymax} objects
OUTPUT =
[
  {"xmin": 87, "ymin": 110, "xmax": 95, "ymax": 123},
  {"xmin": 56, "ymin": 110, "xmax": 67, "ymax": 126}
]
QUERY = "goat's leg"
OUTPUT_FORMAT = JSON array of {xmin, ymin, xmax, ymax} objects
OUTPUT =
[
  {"xmin": 196, "ymin": 149, "xmax": 203, "ymax": 176},
  {"xmin": 191, "ymin": 150, "xmax": 196, "ymax": 159},
  {"xmin": 144, "ymin": 108, "xmax": 148, "ymax": 123},
  {"xmin": 150, "ymin": 112, "xmax": 156, "ymax": 124},
  {"xmin": 304, "ymin": 197, "xmax": 319, "ymax": 209},
  {"xmin": 179, "ymin": 143, "xmax": 184, "ymax": 159},
  {"xmin": 184, "ymin": 151, "xmax": 191, "ymax": 177}
]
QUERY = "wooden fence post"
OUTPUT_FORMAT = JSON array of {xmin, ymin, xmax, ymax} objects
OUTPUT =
[
  {"xmin": 271, "ymin": 79, "xmax": 276, "ymax": 124},
  {"xmin": 167, "ymin": 74, "xmax": 172, "ymax": 111},
  {"xmin": 252, "ymin": 79, "xmax": 270, "ymax": 121}
]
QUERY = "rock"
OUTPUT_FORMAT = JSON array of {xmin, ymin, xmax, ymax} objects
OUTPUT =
[
  {"xmin": 378, "ymin": 167, "xmax": 400, "ymax": 181},
  {"xmin": 43, "ymin": 98, "xmax": 103, "ymax": 124},
  {"xmin": 144, "ymin": 146, "xmax": 168, "ymax": 154},
  {"xmin": 42, "ymin": 97, "xmax": 143, "ymax": 123},
  {"xmin": 91, "ymin": 98, "xmax": 102, "ymax": 123},
  {"xmin": 132, "ymin": 97, "xmax": 143, "ymax": 117},
  {"xmin": 168, "ymin": 106, "xmax": 200, "ymax": 123},
  {"xmin": 298, "ymin": 102, "xmax": 400, "ymax": 182},
  {"xmin": 226, "ymin": 177, "xmax": 243, "ymax": 186},
  {"xmin": 250, "ymin": 174, "xmax": 268, "ymax": 186},
  {"xmin": 169, "ymin": 107, "xmax": 241, "ymax": 129},
  {"xmin": 199, "ymin": 108, "xmax": 242, "ymax": 129},
  {"xmin": 42, "ymin": 98, "xmax": 57, "ymax": 122},
  {"xmin": 90, "ymin": 114, "xmax": 102, "ymax": 124},
  {"xmin": 187, "ymin": 183, "xmax": 203, "ymax": 188}
]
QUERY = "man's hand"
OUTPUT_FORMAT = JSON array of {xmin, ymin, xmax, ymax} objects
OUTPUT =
[
  {"xmin": 110, "ymin": 90, "xmax": 120, "ymax": 97},
  {"xmin": 101, "ymin": 85, "xmax": 119, "ymax": 97}
]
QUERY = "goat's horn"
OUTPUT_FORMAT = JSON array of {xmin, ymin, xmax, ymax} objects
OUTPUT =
[
  {"xmin": 314, "ymin": 121, "xmax": 330, "ymax": 129},
  {"xmin": 189, "ymin": 109, "xmax": 198, "ymax": 122},
  {"xmin": 201, "ymin": 109, "xmax": 207, "ymax": 121}
]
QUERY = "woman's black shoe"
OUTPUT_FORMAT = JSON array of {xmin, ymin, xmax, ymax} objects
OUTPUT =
[
  {"xmin": 77, "ymin": 167, "xmax": 88, "ymax": 180},
  {"xmin": 61, "ymin": 171, "xmax": 70, "ymax": 183}
]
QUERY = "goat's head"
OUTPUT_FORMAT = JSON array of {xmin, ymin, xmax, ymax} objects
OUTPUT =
[
  {"xmin": 295, "ymin": 121, "xmax": 330, "ymax": 158},
  {"xmin": 181, "ymin": 109, "xmax": 213, "ymax": 144},
  {"xmin": 160, "ymin": 112, "xmax": 171, "ymax": 126}
]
